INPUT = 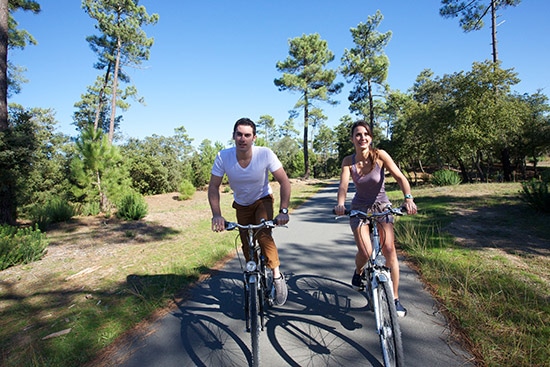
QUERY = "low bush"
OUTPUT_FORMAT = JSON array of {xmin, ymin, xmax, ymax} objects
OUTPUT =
[
  {"xmin": 179, "ymin": 179, "xmax": 195, "ymax": 200},
  {"xmin": 30, "ymin": 197, "xmax": 74, "ymax": 230},
  {"xmin": 78, "ymin": 201, "xmax": 101, "ymax": 216},
  {"xmin": 0, "ymin": 224, "xmax": 48, "ymax": 271},
  {"xmin": 431, "ymin": 169, "xmax": 462, "ymax": 186},
  {"xmin": 116, "ymin": 192, "xmax": 148, "ymax": 220},
  {"xmin": 521, "ymin": 179, "xmax": 550, "ymax": 213}
]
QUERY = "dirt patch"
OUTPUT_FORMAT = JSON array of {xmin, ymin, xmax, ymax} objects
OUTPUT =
[
  {"xmin": 0, "ymin": 180, "xmax": 317, "ymax": 308},
  {"xmin": 443, "ymin": 201, "xmax": 550, "ymax": 286}
]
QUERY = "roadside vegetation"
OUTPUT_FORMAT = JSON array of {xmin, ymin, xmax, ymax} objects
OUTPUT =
[
  {"xmin": 1, "ymin": 178, "xmax": 548, "ymax": 367},
  {"xmin": 0, "ymin": 180, "xmax": 325, "ymax": 367},
  {"xmin": 392, "ymin": 182, "xmax": 550, "ymax": 367}
]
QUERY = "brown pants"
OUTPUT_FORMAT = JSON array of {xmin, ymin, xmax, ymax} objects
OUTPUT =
[{"xmin": 232, "ymin": 195, "xmax": 280, "ymax": 269}]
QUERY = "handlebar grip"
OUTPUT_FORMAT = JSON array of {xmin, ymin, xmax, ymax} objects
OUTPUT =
[
  {"xmin": 224, "ymin": 221, "xmax": 236, "ymax": 230},
  {"xmin": 332, "ymin": 209, "xmax": 350, "ymax": 215},
  {"xmin": 390, "ymin": 206, "xmax": 406, "ymax": 216}
]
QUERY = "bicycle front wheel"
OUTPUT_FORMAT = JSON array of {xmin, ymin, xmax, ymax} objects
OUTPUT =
[
  {"xmin": 249, "ymin": 279, "xmax": 260, "ymax": 367},
  {"xmin": 376, "ymin": 281, "xmax": 404, "ymax": 367}
]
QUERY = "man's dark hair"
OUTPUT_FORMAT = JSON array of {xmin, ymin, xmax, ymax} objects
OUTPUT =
[{"xmin": 233, "ymin": 117, "xmax": 257, "ymax": 136}]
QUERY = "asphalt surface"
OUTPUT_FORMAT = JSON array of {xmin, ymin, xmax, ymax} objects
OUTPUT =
[{"xmin": 104, "ymin": 182, "xmax": 474, "ymax": 367}]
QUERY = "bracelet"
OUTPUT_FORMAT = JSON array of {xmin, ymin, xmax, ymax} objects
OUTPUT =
[{"xmin": 404, "ymin": 194, "xmax": 413, "ymax": 200}]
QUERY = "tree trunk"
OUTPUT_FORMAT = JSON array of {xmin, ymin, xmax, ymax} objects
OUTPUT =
[
  {"xmin": 303, "ymin": 94, "xmax": 310, "ymax": 179},
  {"xmin": 501, "ymin": 147, "xmax": 513, "ymax": 182},
  {"xmin": 532, "ymin": 153, "xmax": 539, "ymax": 178},
  {"xmin": 94, "ymin": 61, "xmax": 113, "ymax": 132},
  {"xmin": 457, "ymin": 157, "xmax": 470, "ymax": 183},
  {"xmin": 109, "ymin": 37, "xmax": 122, "ymax": 144},
  {"xmin": 490, "ymin": 0, "xmax": 498, "ymax": 63},
  {"xmin": 0, "ymin": 0, "xmax": 16, "ymax": 225},
  {"xmin": 475, "ymin": 150, "xmax": 487, "ymax": 182},
  {"xmin": 0, "ymin": 0, "xmax": 7, "ymax": 132},
  {"xmin": 367, "ymin": 79, "xmax": 375, "ymax": 135}
]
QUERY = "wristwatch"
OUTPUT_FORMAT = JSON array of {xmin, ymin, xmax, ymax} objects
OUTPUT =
[{"xmin": 279, "ymin": 208, "xmax": 288, "ymax": 214}]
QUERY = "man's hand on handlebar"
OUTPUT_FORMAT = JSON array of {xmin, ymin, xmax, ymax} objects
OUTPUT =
[
  {"xmin": 211, "ymin": 215, "xmax": 225, "ymax": 232},
  {"xmin": 274, "ymin": 213, "xmax": 289, "ymax": 226}
]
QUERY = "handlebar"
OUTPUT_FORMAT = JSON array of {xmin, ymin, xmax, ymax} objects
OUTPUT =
[
  {"xmin": 224, "ymin": 219, "xmax": 279, "ymax": 231},
  {"xmin": 333, "ymin": 205, "xmax": 406, "ymax": 220}
]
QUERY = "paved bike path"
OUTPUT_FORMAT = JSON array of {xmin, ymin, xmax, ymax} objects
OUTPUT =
[{"xmin": 105, "ymin": 182, "xmax": 474, "ymax": 366}]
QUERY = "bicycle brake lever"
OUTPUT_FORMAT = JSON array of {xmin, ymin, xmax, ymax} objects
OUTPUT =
[{"xmin": 394, "ymin": 207, "xmax": 406, "ymax": 215}]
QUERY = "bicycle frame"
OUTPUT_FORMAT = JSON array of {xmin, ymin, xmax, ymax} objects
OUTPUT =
[
  {"xmin": 225, "ymin": 220, "xmax": 277, "ymax": 367},
  {"xmin": 336, "ymin": 205, "xmax": 405, "ymax": 367}
]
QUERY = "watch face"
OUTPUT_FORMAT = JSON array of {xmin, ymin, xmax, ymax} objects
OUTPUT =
[{"xmin": 280, "ymin": 208, "xmax": 288, "ymax": 214}]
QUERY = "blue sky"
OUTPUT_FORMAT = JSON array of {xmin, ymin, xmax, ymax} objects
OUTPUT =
[{"xmin": 8, "ymin": 0, "xmax": 550, "ymax": 147}]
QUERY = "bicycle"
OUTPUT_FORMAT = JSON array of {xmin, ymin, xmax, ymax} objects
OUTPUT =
[
  {"xmin": 335, "ymin": 204, "xmax": 405, "ymax": 367},
  {"xmin": 224, "ymin": 219, "xmax": 280, "ymax": 367}
]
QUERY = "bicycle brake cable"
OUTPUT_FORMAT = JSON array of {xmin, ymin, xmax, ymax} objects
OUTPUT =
[{"xmin": 235, "ymin": 234, "xmax": 245, "ymax": 272}]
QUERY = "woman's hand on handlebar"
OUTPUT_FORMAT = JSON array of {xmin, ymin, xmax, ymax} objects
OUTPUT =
[
  {"xmin": 402, "ymin": 200, "xmax": 417, "ymax": 215},
  {"xmin": 334, "ymin": 204, "xmax": 347, "ymax": 216}
]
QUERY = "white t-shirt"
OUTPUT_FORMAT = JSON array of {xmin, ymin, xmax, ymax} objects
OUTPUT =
[{"xmin": 211, "ymin": 146, "xmax": 283, "ymax": 206}]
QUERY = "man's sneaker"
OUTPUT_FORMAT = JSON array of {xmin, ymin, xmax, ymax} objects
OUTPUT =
[
  {"xmin": 273, "ymin": 275, "xmax": 288, "ymax": 306},
  {"xmin": 395, "ymin": 299, "xmax": 407, "ymax": 317},
  {"xmin": 352, "ymin": 271, "xmax": 365, "ymax": 291}
]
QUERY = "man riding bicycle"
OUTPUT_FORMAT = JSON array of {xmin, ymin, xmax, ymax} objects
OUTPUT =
[{"xmin": 208, "ymin": 117, "xmax": 291, "ymax": 306}]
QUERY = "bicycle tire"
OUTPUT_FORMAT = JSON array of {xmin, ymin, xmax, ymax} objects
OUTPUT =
[
  {"xmin": 249, "ymin": 278, "xmax": 260, "ymax": 367},
  {"xmin": 376, "ymin": 281, "xmax": 404, "ymax": 367},
  {"xmin": 259, "ymin": 279, "xmax": 266, "ymax": 331},
  {"xmin": 244, "ymin": 281, "xmax": 250, "ymax": 332}
]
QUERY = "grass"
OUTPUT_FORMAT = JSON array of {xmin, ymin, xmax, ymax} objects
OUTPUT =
[
  {"xmin": 1, "ymin": 179, "xmax": 549, "ymax": 366},
  {"xmin": 0, "ymin": 180, "xmax": 326, "ymax": 367},
  {"xmin": 394, "ymin": 182, "xmax": 550, "ymax": 367}
]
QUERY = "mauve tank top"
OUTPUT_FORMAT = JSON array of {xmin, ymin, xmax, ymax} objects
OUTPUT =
[{"xmin": 350, "ymin": 154, "xmax": 390, "ymax": 209}]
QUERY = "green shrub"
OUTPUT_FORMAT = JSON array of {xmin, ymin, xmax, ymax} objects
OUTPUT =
[
  {"xmin": 431, "ymin": 169, "xmax": 462, "ymax": 186},
  {"xmin": 30, "ymin": 197, "xmax": 74, "ymax": 230},
  {"xmin": 521, "ymin": 179, "xmax": 550, "ymax": 213},
  {"xmin": 78, "ymin": 201, "xmax": 101, "ymax": 216},
  {"xmin": 179, "ymin": 179, "xmax": 196, "ymax": 200},
  {"xmin": 0, "ymin": 224, "xmax": 48, "ymax": 271},
  {"xmin": 116, "ymin": 191, "xmax": 148, "ymax": 220}
]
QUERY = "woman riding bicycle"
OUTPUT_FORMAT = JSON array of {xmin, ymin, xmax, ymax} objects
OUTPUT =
[
  {"xmin": 208, "ymin": 117, "xmax": 291, "ymax": 306},
  {"xmin": 334, "ymin": 120, "xmax": 417, "ymax": 317}
]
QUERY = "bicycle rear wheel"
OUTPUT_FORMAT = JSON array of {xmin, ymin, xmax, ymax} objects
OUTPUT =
[
  {"xmin": 376, "ymin": 281, "xmax": 404, "ymax": 367},
  {"xmin": 249, "ymin": 278, "xmax": 260, "ymax": 367}
]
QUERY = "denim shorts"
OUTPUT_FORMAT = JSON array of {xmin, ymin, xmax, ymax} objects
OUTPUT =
[{"xmin": 349, "ymin": 201, "xmax": 394, "ymax": 230}]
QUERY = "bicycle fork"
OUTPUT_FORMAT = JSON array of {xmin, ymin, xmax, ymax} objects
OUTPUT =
[
  {"xmin": 244, "ymin": 258, "xmax": 272, "ymax": 333},
  {"xmin": 367, "ymin": 266, "xmax": 392, "ymax": 304},
  {"xmin": 371, "ymin": 268, "xmax": 394, "ymax": 328}
]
